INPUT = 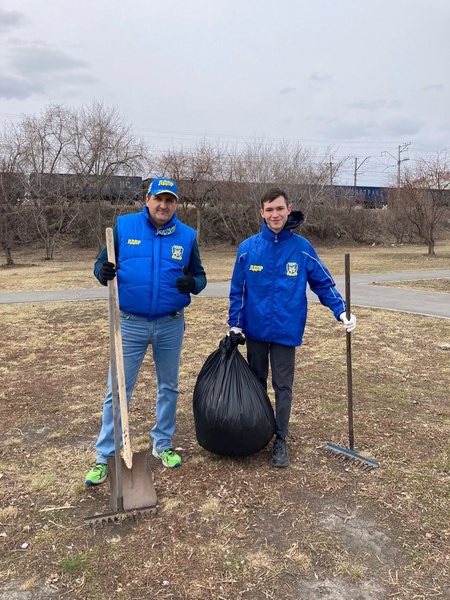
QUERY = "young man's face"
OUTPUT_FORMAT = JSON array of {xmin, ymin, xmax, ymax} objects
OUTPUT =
[
  {"xmin": 146, "ymin": 192, "xmax": 177, "ymax": 228},
  {"xmin": 260, "ymin": 195, "xmax": 292, "ymax": 234}
]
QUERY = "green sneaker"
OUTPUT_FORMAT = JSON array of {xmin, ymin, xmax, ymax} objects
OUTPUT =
[
  {"xmin": 85, "ymin": 463, "xmax": 108, "ymax": 486},
  {"xmin": 152, "ymin": 448, "xmax": 181, "ymax": 468}
]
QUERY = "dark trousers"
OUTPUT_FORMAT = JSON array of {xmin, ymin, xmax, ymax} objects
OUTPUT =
[{"xmin": 246, "ymin": 338, "xmax": 296, "ymax": 440}]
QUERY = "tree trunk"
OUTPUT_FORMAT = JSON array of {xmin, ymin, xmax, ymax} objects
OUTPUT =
[
  {"xmin": 44, "ymin": 235, "xmax": 55, "ymax": 260},
  {"xmin": 3, "ymin": 246, "xmax": 14, "ymax": 266},
  {"xmin": 196, "ymin": 207, "xmax": 202, "ymax": 244}
]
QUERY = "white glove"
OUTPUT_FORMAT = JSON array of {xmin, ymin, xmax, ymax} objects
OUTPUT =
[
  {"xmin": 339, "ymin": 312, "xmax": 356, "ymax": 332},
  {"xmin": 228, "ymin": 326, "xmax": 243, "ymax": 336}
]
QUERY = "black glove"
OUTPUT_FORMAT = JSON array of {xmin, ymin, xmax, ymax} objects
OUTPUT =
[
  {"xmin": 99, "ymin": 260, "xmax": 117, "ymax": 284},
  {"xmin": 176, "ymin": 266, "xmax": 195, "ymax": 294}
]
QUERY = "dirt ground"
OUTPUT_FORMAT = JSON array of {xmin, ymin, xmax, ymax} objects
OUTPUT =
[{"xmin": 1, "ymin": 247, "xmax": 450, "ymax": 599}]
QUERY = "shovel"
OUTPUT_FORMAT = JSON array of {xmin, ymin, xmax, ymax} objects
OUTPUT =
[{"xmin": 85, "ymin": 228, "xmax": 157, "ymax": 525}]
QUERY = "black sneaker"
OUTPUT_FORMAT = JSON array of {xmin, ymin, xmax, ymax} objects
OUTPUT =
[{"xmin": 271, "ymin": 437, "xmax": 289, "ymax": 468}]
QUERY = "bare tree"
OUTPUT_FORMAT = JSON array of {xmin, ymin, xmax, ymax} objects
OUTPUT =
[
  {"xmin": 380, "ymin": 188, "xmax": 417, "ymax": 244},
  {"xmin": 69, "ymin": 100, "xmax": 149, "ymax": 249},
  {"xmin": 0, "ymin": 101, "xmax": 150, "ymax": 258},
  {"xmin": 13, "ymin": 104, "xmax": 79, "ymax": 259},
  {"xmin": 155, "ymin": 139, "xmax": 348, "ymax": 245},
  {"xmin": 156, "ymin": 140, "xmax": 225, "ymax": 244},
  {"xmin": 0, "ymin": 121, "xmax": 29, "ymax": 264},
  {"xmin": 231, "ymin": 140, "xmax": 348, "ymax": 241},
  {"xmin": 399, "ymin": 152, "xmax": 449, "ymax": 255},
  {"xmin": 0, "ymin": 168, "xmax": 27, "ymax": 265}
]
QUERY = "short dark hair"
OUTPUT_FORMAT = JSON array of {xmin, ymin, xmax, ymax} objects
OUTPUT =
[{"xmin": 260, "ymin": 187, "xmax": 289, "ymax": 209}]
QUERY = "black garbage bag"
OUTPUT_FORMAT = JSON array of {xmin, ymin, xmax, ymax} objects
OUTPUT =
[{"xmin": 193, "ymin": 333, "xmax": 276, "ymax": 456}]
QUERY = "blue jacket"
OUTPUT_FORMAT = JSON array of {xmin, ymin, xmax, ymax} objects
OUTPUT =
[
  {"xmin": 228, "ymin": 214, "xmax": 345, "ymax": 346},
  {"xmin": 94, "ymin": 207, "xmax": 206, "ymax": 318}
]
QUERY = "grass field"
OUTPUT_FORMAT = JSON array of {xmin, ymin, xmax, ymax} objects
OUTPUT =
[
  {"xmin": 0, "ymin": 241, "xmax": 449, "ymax": 599},
  {"xmin": 1, "ymin": 239, "xmax": 450, "ymax": 292}
]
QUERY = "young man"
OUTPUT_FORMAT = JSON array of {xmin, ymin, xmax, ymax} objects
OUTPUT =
[
  {"xmin": 85, "ymin": 177, "xmax": 206, "ymax": 485},
  {"xmin": 228, "ymin": 187, "xmax": 355, "ymax": 468}
]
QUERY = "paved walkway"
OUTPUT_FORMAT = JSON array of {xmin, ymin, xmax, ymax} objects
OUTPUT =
[{"xmin": 1, "ymin": 270, "xmax": 449, "ymax": 319}]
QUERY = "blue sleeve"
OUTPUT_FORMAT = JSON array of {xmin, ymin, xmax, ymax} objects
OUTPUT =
[
  {"xmin": 93, "ymin": 227, "xmax": 120, "ymax": 286},
  {"xmin": 187, "ymin": 239, "xmax": 207, "ymax": 295},
  {"xmin": 228, "ymin": 248, "xmax": 246, "ymax": 329},
  {"xmin": 304, "ymin": 247, "xmax": 345, "ymax": 320}
]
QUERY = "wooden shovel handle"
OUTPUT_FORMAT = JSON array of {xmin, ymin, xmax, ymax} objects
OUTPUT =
[{"xmin": 106, "ymin": 228, "xmax": 133, "ymax": 469}]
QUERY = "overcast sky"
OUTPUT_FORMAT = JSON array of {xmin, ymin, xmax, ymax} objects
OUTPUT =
[{"xmin": 1, "ymin": 0, "xmax": 449, "ymax": 186}]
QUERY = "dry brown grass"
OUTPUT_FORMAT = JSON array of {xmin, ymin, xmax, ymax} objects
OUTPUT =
[
  {"xmin": 374, "ymin": 278, "xmax": 450, "ymax": 293},
  {"xmin": 1, "ymin": 244, "xmax": 450, "ymax": 599},
  {"xmin": 1, "ymin": 239, "xmax": 450, "ymax": 293}
]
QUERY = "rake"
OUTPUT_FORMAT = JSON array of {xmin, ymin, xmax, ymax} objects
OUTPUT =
[{"xmin": 324, "ymin": 253, "xmax": 380, "ymax": 471}]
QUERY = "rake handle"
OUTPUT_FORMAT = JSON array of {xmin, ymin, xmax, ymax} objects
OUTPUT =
[{"xmin": 345, "ymin": 253, "xmax": 355, "ymax": 451}]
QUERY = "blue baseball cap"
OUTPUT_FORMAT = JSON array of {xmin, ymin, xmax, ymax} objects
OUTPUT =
[{"xmin": 148, "ymin": 177, "xmax": 178, "ymax": 199}]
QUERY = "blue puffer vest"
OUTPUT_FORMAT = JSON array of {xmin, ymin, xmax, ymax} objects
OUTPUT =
[{"xmin": 116, "ymin": 207, "xmax": 197, "ymax": 318}]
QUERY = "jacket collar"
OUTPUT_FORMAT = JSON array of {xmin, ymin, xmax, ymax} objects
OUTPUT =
[
  {"xmin": 261, "ymin": 209, "xmax": 304, "ymax": 241},
  {"xmin": 261, "ymin": 221, "xmax": 291, "ymax": 242}
]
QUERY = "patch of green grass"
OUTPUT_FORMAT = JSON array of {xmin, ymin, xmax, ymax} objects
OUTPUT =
[
  {"xmin": 30, "ymin": 473, "xmax": 55, "ymax": 491},
  {"xmin": 430, "ymin": 455, "xmax": 450, "ymax": 471},
  {"xmin": 61, "ymin": 553, "xmax": 87, "ymax": 575},
  {"xmin": 222, "ymin": 553, "xmax": 246, "ymax": 577},
  {"xmin": 71, "ymin": 481, "xmax": 88, "ymax": 497}
]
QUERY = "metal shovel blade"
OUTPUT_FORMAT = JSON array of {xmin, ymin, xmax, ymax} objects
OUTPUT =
[{"xmin": 108, "ymin": 451, "xmax": 157, "ymax": 512}]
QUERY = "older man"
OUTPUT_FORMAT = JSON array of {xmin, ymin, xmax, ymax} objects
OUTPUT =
[{"xmin": 85, "ymin": 177, "xmax": 206, "ymax": 484}]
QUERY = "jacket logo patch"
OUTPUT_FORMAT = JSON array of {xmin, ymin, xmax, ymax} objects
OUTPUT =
[
  {"xmin": 286, "ymin": 262, "xmax": 298, "ymax": 276},
  {"xmin": 249, "ymin": 265, "xmax": 263, "ymax": 272},
  {"xmin": 127, "ymin": 239, "xmax": 141, "ymax": 245},
  {"xmin": 172, "ymin": 245, "xmax": 184, "ymax": 260}
]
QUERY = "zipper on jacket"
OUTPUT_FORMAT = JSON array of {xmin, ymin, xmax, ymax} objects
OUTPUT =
[{"xmin": 269, "ymin": 235, "xmax": 278, "ymax": 339}]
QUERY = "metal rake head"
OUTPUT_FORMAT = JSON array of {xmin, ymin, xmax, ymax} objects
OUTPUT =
[
  {"xmin": 84, "ymin": 505, "xmax": 157, "ymax": 528},
  {"xmin": 324, "ymin": 442, "xmax": 379, "ymax": 471}
]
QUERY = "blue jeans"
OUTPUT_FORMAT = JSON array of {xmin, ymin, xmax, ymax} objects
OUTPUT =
[{"xmin": 95, "ymin": 310, "xmax": 185, "ymax": 463}]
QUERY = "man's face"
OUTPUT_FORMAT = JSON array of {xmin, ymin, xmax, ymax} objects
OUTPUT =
[
  {"xmin": 260, "ymin": 195, "xmax": 291, "ymax": 233},
  {"xmin": 146, "ymin": 192, "xmax": 177, "ymax": 227}
]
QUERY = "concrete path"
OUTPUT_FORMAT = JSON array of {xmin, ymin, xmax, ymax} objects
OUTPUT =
[{"xmin": 1, "ymin": 270, "xmax": 449, "ymax": 318}]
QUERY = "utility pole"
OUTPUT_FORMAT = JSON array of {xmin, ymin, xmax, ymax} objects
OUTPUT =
[
  {"xmin": 382, "ymin": 143, "xmax": 411, "ymax": 187},
  {"xmin": 397, "ymin": 142, "xmax": 410, "ymax": 186},
  {"xmin": 353, "ymin": 156, "xmax": 370, "ymax": 189}
]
